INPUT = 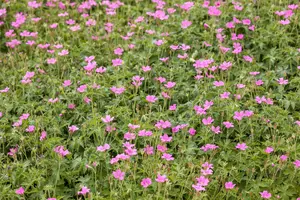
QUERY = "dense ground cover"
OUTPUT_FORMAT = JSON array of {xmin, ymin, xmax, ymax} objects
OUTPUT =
[{"xmin": 0, "ymin": 0, "xmax": 300, "ymax": 199}]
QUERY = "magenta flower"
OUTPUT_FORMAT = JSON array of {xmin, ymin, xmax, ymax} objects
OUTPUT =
[
  {"xmin": 213, "ymin": 81, "xmax": 224, "ymax": 87},
  {"xmin": 225, "ymin": 182, "xmax": 236, "ymax": 189},
  {"xmin": 47, "ymin": 58, "xmax": 57, "ymax": 64},
  {"xmin": 78, "ymin": 186, "xmax": 90, "ymax": 195},
  {"xmin": 160, "ymin": 134, "xmax": 172, "ymax": 142},
  {"xmin": 146, "ymin": 95, "xmax": 158, "ymax": 103},
  {"xmin": 181, "ymin": 20, "xmax": 192, "ymax": 29},
  {"xmin": 265, "ymin": 147, "xmax": 274, "ymax": 154},
  {"xmin": 68, "ymin": 125, "xmax": 79, "ymax": 133},
  {"xmin": 164, "ymin": 82, "xmax": 176, "ymax": 89},
  {"xmin": 192, "ymin": 183, "xmax": 206, "ymax": 191},
  {"xmin": 110, "ymin": 86, "xmax": 125, "ymax": 95},
  {"xmin": 141, "ymin": 178, "xmax": 152, "ymax": 188},
  {"xmin": 236, "ymin": 143, "xmax": 248, "ymax": 151},
  {"xmin": 54, "ymin": 146, "xmax": 70, "ymax": 157},
  {"xmin": 155, "ymin": 174, "xmax": 168, "ymax": 183},
  {"xmin": 169, "ymin": 104, "xmax": 177, "ymax": 111},
  {"xmin": 202, "ymin": 117, "xmax": 214, "ymax": 125},
  {"xmin": 25, "ymin": 125, "xmax": 35, "ymax": 133},
  {"xmin": 260, "ymin": 191, "xmax": 272, "ymax": 199},
  {"xmin": 162, "ymin": 153, "xmax": 174, "ymax": 161},
  {"xmin": 277, "ymin": 78, "xmax": 288, "ymax": 85},
  {"xmin": 40, "ymin": 131, "xmax": 47, "ymax": 141},
  {"xmin": 293, "ymin": 160, "xmax": 300, "ymax": 168},
  {"xmin": 77, "ymin": 84, "xmax": 87, "ymax": 93},
  {"xmin": 112, "ymin": 58, "xmax": 123, "ymax": 66},
  {"xmin": 15, "ymin": 187, "xmax": 25, "ymax": 195},
  {"xmin": 223, "ymin": 121, "xmax": 234, "ymax": 128},
  {"xmin": 113, "ymin": 169, "xmax": 125, "ymax": 180}
]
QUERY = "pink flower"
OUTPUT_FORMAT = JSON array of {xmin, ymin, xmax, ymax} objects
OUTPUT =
[
  {"xmin": 110, "ymin": 86, "xmax": 125, "ymax": 95},
  {"xmin": 294, "ymin": 160, "xmax": 300, "ymax": 168},
  {"xmin": 280, "ymin": 155, "xmax": 288, "ymax": 161},
  {"xmin": 162, "ymin": 153, "xmax": 174, "ymax": 161},
  {"xmin": 223, "ymin": 121, "xmax": 234, "ymax": 128},
  {"xmin": 181, "ymin": 20, "xmax": 192, "ymax": 29},
  {"xmin": 68, "ymin": 125, "xmax": 79, "ymax": 133},
  {"xmin": 78, "ymin": 186, "xmax": 90, "ymax": 195},
  {"xmin": 114, "ymin": 47, "xmax": 123, "ymax": 55},
  {"xmin": 277, "ymin": 78, "xmax": 288, "ymax": 85},
  {"xmin": 113, "ymin": 169, "xmax": 125, "ymax": 180},
  {"xmin": 164, "ymin": 82, "xmax": 176, "ymax": 89},
  {"xmin": 192, "ymin": 184, "xmax": 206, "ymax": 191},
  {"xmin": 260, "ymin": 191, "xmax": 272, "ymax": 199},
  {"xmin": 225, "ymin": 182, "xmax": 236, "ymax": 189},
  {"xmin": 211, "ymin": 126, "xmax": 221, "ymax": 134},
  {"xmin": 47, "ymin": 198, "xmax": 56, "ymax": 200},
  {"xmin": 54, "ymin": 146, "xmax": 70, "ymax": 157},
  {"xmin": 233, "ymin": 111, "xmax": 245, "ymax": 121},
  {"xmin": 97, "ymin": 144, "xmax": 110, "ymax": 152},
  {"xmin": 160, "ymin": 134, "xmax": 172, "ymax": 142},
  {"xmin": 146, "ymin": 95, "xmax": 158, "ymax": 103},
  {"xmin": 169, "ymin": 104, "xmax": 177, "ymax": 111},
  {"xmin": 101, "ymin": 115, "xmax": 114, "ymax": 123},
  {"xmin": 77, "ymin": 85, "xmax": 87, "ymax": 93},
  {"xmin": 142, "ymin": 66, "xmax": 152, "ymax": 72},
  {"xmin": 202, "ymin": 117, "xmax": 214, "ymax": 125},
  {"xmin": 156, "ymin": 174, "xmax": 168, "ymax": 183},
  {"xmin": 265, "ymin": 147, "xmax": 274, "ymax": 154},
  {"xmin": 63, "ymin": 80, "xmax": 72, "ymax": 87},
  {"xmin": 189, "ymin": 128, "xmax": 196, "ymax": 135},
  {"xmin": 47, "ymin": 58, "xmax": 57, "ymax": 64},
  {"xmin": 141, "ymin": 178, "xmax": 152, "ymax": 188},
  {"xmin": 208, "ymin": 6, "xmax": 222, "ymax": 16},
  {"xmin": 40, "ymin": 131, "xmax": 47, "ymax": 141},
  {"xmin": 279, "ymin": 19, "xmax": 290, "ymax": 25},
  {"xmin": 236, "ymin": 143, "xmax": 248, "ymax": 151},
  {"xmin": 25, "ymin": 125, "xmax": 35, "ymax": 133},
  {"xmin": 15, "ymin": 187, "xmax": 25, "ymax": 195},
  {"xmin": 112, "ymin": 58, "xmax": 123, "ymax": 66},
  {"xmin": 220, "ymin": 92, "xmax": 230, "ymax": 99},
  {"xmin": 201, "ymin": 144, "xmax": 219, "ymax": 152},
  {"xmin": 213, "ymin": 81, "xmax": 224, "ymax": 87}
]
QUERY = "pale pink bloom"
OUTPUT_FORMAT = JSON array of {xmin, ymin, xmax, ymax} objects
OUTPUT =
[
  {"xmin": 54, "ymin": 146, "xmax": 70, "ymax": 157},
  {"xmin": 236, "ymin": 84, "xmax": 245, "ymax": 89},
  {"xmin": 265, "ymin": 147, "xmax": 274, "ymax": 154},
  {"xmin": 223, "ymin": 121, "xmax": 234, "ymax": 128},
  {"xmin": 78, "ymin": 186, "xmax": 90, "ymax": 195},
  {"xmin": 70, "ymin": 24, "xmax": 81, "ymax": 31},
  {"xmin": 141, "ymin": 178, "xmax": 152, "ymax": 188},
  {"xmin": 169, "ymin": 104, "xmax": 177, "ymax": 111},
  {"xmin": 97, "ymin": 144, "xmax": 110, "ymax": 152},
  {"xmin": 146, "ymin": 95, "xmax": 158, "ymax": 103},
  {"xmin": 68, "ymin": 125, "xmax": 79, "ymax": 133},
  {"xmin": 202, "ymin": 117, "xmax": 214, "ymax": 125},
  {"xmin": 77, "ymin": 85, "xmax": 87, "ymax": 93},
  {"xmin": 160, "ymin": 134, "xmax": 172, "ymax": 142},
  {"xmin": 157, "ymin": 145, "xmax": 168, "ymax": 153},
  {"xmin": 260, "ymin": 191, "xmax": 272, "ymax": 199},
  {"xmin": 155, "ymin": 40, "xmax": 164, "ymax": 46},
  {"xmin": 50, "ymin": 23, "xmax": 58, "ymax": 29},
  {"xmin": 124, "ymin": 132, "xmax": 136, "ymax": 140},
  {"xmin": 160, "ymin": 57, "xmax": 169, "ymax": 62},
  {"xmin": 192, "ymin": 184, "xmax": 206, "ymax": 191},
  {"xmin": 201, "ymin": 144, "xmax": 219, "ymax": 152},
  {"xmin": 225, "ymin": 182, "xmax": 236, "ymax": 189},
  {"xmin": 208, "ymin": 6, "xmax": 222, "ymax": 16},
  {"xmin": 211, "ymin": 126, "xmax": 221, "ymax": 134},
  {"xmin": 280, "ymin": 155, "xmax": 288, "ymax": 161},
  {"xmin": 47, "ymin": 198, "xmax": 56, "ymax": 200},
  {"xmin": 162, "ymin": 153, "xmax": 174, "ymax": 161},
  {"xmin": 114, "ymin": 47, "xmax": 123, "ymax": 55},
  {"xmin": 86, "ymin": 19, "xmax": 96, "ymax": 26},
  {"xmin": 278, "ymin": 78, "xmax": 288, "ymax": 85},
  {"xmin": 113, "ymin": 169, "xmax": 125, "ymax": 180},
  {"xmin": 164, "ymin": 82, "xmax": 176, "ymax": 89},
  {"xmin": 256, "ymin": 80, "xmax": 264, "ymax": 86},
  {"xmin": 280, "ymin": 19, "xmax": 290, "ymax": 25},
  {"xmin": 213, "ymin": 81, "xmax": 224, "ymax": 87},
  {"xmin": 58, "ymin": 49, "xmax": 69, "ymax": 56},
  {"xmin": 196, "ymin": 176, "xmax": 209, "ymax": 186},
  {"xmin": 101, "ymin": 115, "xmax": 114, "ymax": 123},
  {"xmin": 156, "ymin": 174, "xmax": 168, "ymax": 183},
  {"xmin": 144, "ymin": 145, "xmax": 154, "ymax": 155},
  {"xmin": 233, "ymin": 111, "xmax": 245, "ymax": 121},
  {"xmin": 96, "ymin": 67, "xmax": 106, "ymax": 74},
  {"xmin": 112, "ymin": 58, "xmax": 123, "ymax": 66},
  {"xmin": 236, "ymin": 143, "xmax": 248, "ymax": 151},
  {"xmin": 293, "ymin": 160, "xmax": 300, "ymax": 168},
  {"xmin": 142, "ymin": 65, "xmax": 152, "ymax": 72},
  {"xmin": 181, "ymin": 20, "xmax": 192, "ymax": 29},
  {"xmin": 110, "ymin": 86, "xmax": 125, "ymax": 95},
  {"xmin": 63, "ymin": 80, "xmax": 71, "ymax": 87},
  {"xmin": 295, "ymin": 121, "xmax": 300, "ymax": 126},
  {"xmin": 220, "ymin": 92, "xmax": 230, "ymax": 99},
  {"xmin": 47, "ymin": 58, "xmax": 57, "ymax": 64},
  {"xmin": 243, "ymin": 55, "xmax": 253, "ymax": 63},
  {"xmin": 138, "ymin": 129, "xmax": 152, "ymax": 137},
  {"xmin": 40, "ymin": 131, "xmax": 47, "ymax": 141},
  {"xmin": 26, "ymin": 125, "xmax": 35, "ymax": 133},
  {"xmin": 15, "ymin": 187, "xmax": 25, "ymax": 195}
]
